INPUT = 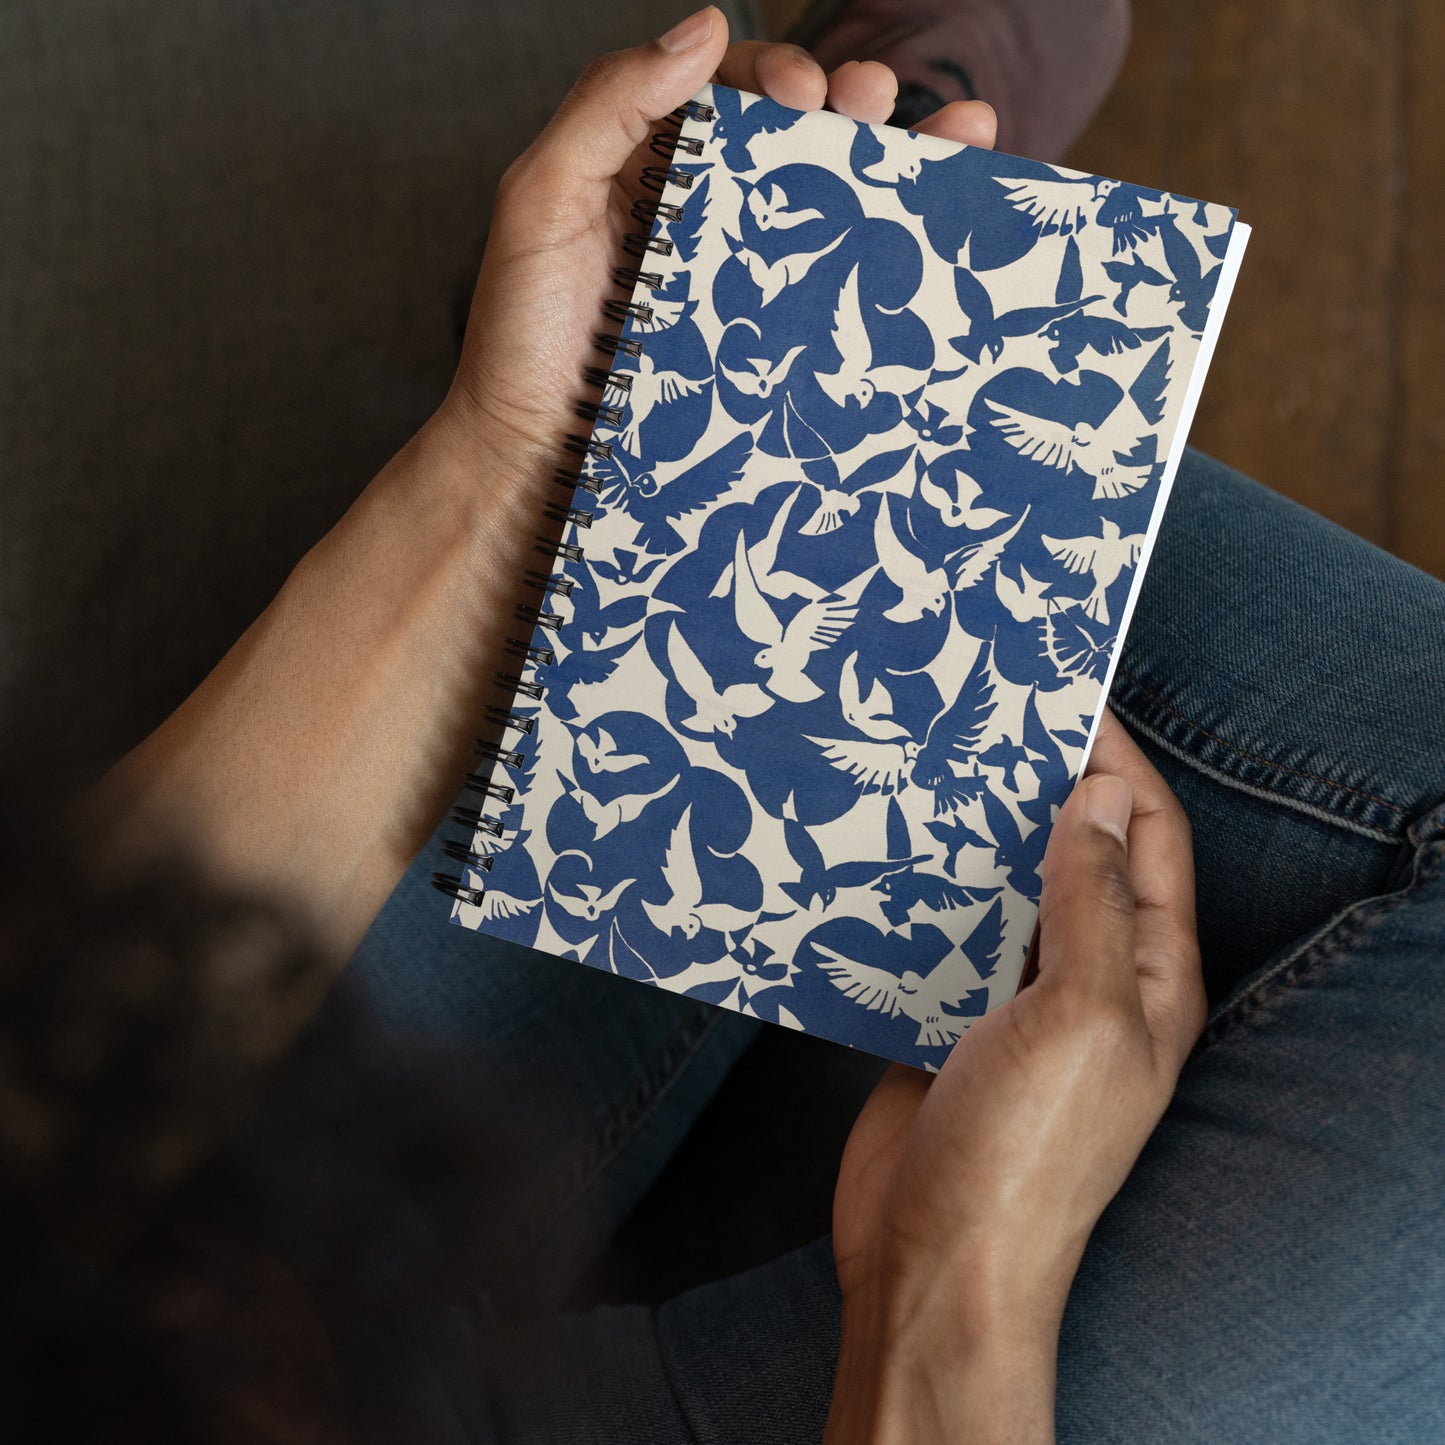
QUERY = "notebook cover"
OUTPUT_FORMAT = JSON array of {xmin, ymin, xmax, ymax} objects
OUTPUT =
[{"xmin": 445, "ymin": 83, "xmax": 1246, "ymax": 1068}]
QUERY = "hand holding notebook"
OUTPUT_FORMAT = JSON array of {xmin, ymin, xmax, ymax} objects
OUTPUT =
[{"xmin": 441, "ymin": 46, "xmax": 1247, "ymax": 1071}]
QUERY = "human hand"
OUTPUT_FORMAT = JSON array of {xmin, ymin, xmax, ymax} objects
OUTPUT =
[
  {"xmin": 421, "ymin": 4, "xmax": 998, "ymax": 530},
  {"xmin": 826, "ymin": 710, "xmax": 1205, "ymax": 1443}
]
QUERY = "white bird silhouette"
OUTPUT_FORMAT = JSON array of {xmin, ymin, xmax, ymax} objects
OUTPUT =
[
  {"xmin": 729, "ymin": 531, "xmax": 872, "ymax": 703},
  {"xmin": 994, "ymin": 563, "xmax": 1056, "ymax": 622},
  {"xmin": 548, "ymin": 873, "xmax": 636, "ymax": 922},
  {"xmin": 666, "ymin": 622, "xmax": 773, "ymax": 737},
  {"xmin": 874, "ymin": 493, "xmax": 948, "ymax": 623},
  {"xmin": 997, "ymin": 175, "xmax": 1117, "ymax": 236},
  {"xmin": 565, "ymin": 771, "xmax": 679, "ymax": 839},
  {"xmin": 982, "ymin": 340, "xmax": 1172, "ymax": 500},
  {"xmin": 468, "ymin": 889, "xmax": 541, "ymax": 925},
  {"xmin": 802, "ymin": 733, "xmax": 921, "ymax": 795},
  {"xmin": 642, "ymin": 805, "xmax": 759, "ymax": 942},
  {"xmin": 1039, "ymin": 519, "xmax": 1146, "ymax": 624},
  {"xmin": 745, "ymin": 181, "xmax": 825, "ymax": 231},
  {"xmin": 951, "ymin": 506, "xmax": 1030, "ymax": 589},
  {"xmin": 709, "ymin": 486, "xmax": 825, "ymax": 602},
  {"xmin": 796, "ymin": 481, "xmax": 861, "ymax": 536},
  {"xmin": 617, "ymin": 352, "xmax": 705, "ymax": 454},
  {"xmin": 918, "ymin": 460, "xmax": 1012, "ymax": 530},
  {"xmin": 576, "ymin": 727, "xmax": 647, "ymax": 775},
  {"xmin": 726, "ymin": 228, "xmax": 847, "ymax": 306},
  {"xmin": 838, "ymin": 651, "xmax": 910, "ymax": 741},
  {"xmin": 857, "ymin": 128, "xmax": 928, "ymax": 186},
  {"xmin": 719, "ymin": 342, "xmax": 808, "ymax": 398},
  {"xmin": 812, "ymin": 946, "xmax": 982, "ymax": 1048},
  {"xmin": 814, "ymin": 264, "xmax": 928, "ymax": 410}
]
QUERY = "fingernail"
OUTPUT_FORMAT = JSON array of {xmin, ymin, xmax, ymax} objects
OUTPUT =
[
  {"xmin": 658, "ymin": 6, "xmax": 714, "ymax": 54},
  {"xmin": 1084, "ymin": 774, "xmax": 1131, "ymax": 849}
]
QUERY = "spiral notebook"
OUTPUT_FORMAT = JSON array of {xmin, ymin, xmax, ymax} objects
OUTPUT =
[{"xmin": 436, "ymin": 84, "xmax": 1249, "ymax": 1069}]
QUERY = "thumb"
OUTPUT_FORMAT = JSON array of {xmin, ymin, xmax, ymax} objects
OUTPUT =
[
  {"xmin": 1036, "ymin": 772, "xmax": 1141, "ymax": 1013},
  {"xmin": 520, "ymin": 7, "xmax": 727, "ymax": 207}
]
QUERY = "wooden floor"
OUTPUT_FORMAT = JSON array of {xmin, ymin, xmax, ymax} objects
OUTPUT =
[{"xmin": 761, "ymin": 0, "xmax": 1445, "ymax": 577}]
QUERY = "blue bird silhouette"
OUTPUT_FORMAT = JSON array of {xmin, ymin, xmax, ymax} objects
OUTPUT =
[
  {"xmin": 978, "ymin": 788, "xmax": 1048, "ymax": 899},
  {"xmin": 910, "ymin": 641, "xmax": 999, "ymax": 812},
  {"xmin": 874, "ymin": 868, "xmax": 1001, "ymax": 929},
  {"xmin": 780, "ymin": 813, "xmax": 924, "ymax": 911},
  {"xmin": 949, "ymin": 250, "xmax": 1101, "ymax": 365},
  {"xmin": 924, "ymin": 814, "xmax": 994, "ymax": 875},
  {"xmin": 978, "ymin": 735, "xmax": 1045, "ymax": 793},
  {"xmin": 1097, "ymin": 185, "xmax": 1156, "ymax": 254},
  {"xmin": 1102, "ymin": 254, "xmax": 1170, "ymax": 316},
  {"xmin": 1153, "ymin": 209, "xmax": 1225, "ymax": 332},
  {"xmin": 584, "ymin": 548, "xmax": 671, "ymax": 601},
  {"xmin": 1042, "ymin": 608, "xmax": 1115, "ymax": 684},
  {"xmin": 709, "ymin": 87, "xmax": 802, "ymax": 171},
  {"xmin": 602, "ymin": 432, "xmax": 753, "ymax": 555},
  {"xmin": 1043, "ymin": 312, "xmax": 1171, "ymax": 374}
]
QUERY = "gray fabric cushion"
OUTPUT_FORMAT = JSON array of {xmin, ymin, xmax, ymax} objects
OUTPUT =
[{"xmin": 1, "ymin": 0, "xmax": 749, "ymax": 789}]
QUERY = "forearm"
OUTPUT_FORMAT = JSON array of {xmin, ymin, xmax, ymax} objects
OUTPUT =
[{"xmin": 91, "ymin": 408, "xmax": 537, "ymax": 963}]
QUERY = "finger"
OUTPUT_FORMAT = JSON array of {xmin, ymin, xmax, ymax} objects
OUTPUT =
[
  {"xmin": 715, "ymin": 41, "xmax": 828, "ymax": 112},
  {"xmin": 910, "ymin": 99, "xmax": 998, "ymax": 149},
  {"xmin": 1037, "ymin": 771, "xmax": 1142, "ymax": 1016},
  {"xmin": 516, "ymin": 7, "xmax": 729, "ymax": 207},
  {"xmin": 1085, "ymin": 710, "xmax": 1205, "ymax": 1062},
  {"xmin": 826, "ymin": 60, "xmax": 898, "ymax": 125}
]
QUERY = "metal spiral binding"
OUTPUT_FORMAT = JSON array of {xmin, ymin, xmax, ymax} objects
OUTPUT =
[{"xmin": 433, "ymin": 94, "xmax": 714, "ymax": 908}]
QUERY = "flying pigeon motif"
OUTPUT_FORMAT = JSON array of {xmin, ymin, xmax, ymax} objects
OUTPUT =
[
  {"xmin": 1103, "ymin": 253, "xmax": 1170, "ymax": 316},
  {"xmin": 563, "ymin": 771, "xmax": 678, "ymax": 839},
  {"xmin": 919, "ymin": 460, "xmax": 1012, "ymax": 530},
  {"xmin": 874, "ymin": 493, "xmax": 948, "ymax": 623},
  {"xmin": 811, "ymin": 944, "xmax": 990, "ymax": 1048},
  {"xmin": 728, "ymin": 530, "xmax": 872, "ymax": 703},
  {"xmin": 745, "ymin": 180, "xmax": 825, "ymax": 231},
  {"xmin": 815, "ymin": 264, "xmax": 929, "ymax": 410},
  {"xmin": 576, "ymin": 727, "xmax": 648, "ymax": 775},
  {"xmin": 924, "ymin": 815, "xmax": 994, "ymax": 875},
  {"xmin": 994, "ymin": 562, "xmax": 1056, "ymax": 622},
  {"xmin": 780, "ymin": 793, "xmax": 923, "ymax": 910},
  {"xmin": 950, "ymin": 236, "xmax": 1101, "ymax": 366},
  {"xmin": 610, "ymin": 432, "xmax": 754, "ymax": 554},
  {"xmin": 838, "ymin": 651, "xmax": 910, "ymax": 741},
  {"xmin": 710, "ymin": 485, "xmax": 826, "ymax": 602},
  {"xmin": 725, "ymin": 228, "xmax": 848, "ymax": 307},
  {"xmin": 1039, "ymin": 518, "xmax": 1147, "ymax": 624},
  {"xmin": 996, "ymin": 174, "xmax": 1117, "ymax": 236},
  {"xmin": 808, "ymin": 637, "xmax": 996, "ymax": 806},
  {"xmin": 719, "ymin": 341, "xmax": 809, "ymax": 398},
  {"xmin": 642, "ymin": 804, "xmax": 759, "ymax": 941},
  {"xmin": 665, "ymin": 622, "xmax": 773, "ymax": 737},
  {"xmin": 617, "ymin": 352, "xmax": 706, "ymax": 454},
  {"xmin": 548, "ymin": 873, "xmax": 637, "ymax": 922},
  {"xmin": 983, "ymin": 338, "xmax": 1173, "ymax": 499}
]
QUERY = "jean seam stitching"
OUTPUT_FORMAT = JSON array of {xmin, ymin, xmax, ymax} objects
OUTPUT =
[
  {"xmin": 1193, "ymin": 838, "xmax": 1444, "ymax": 1052},
  {"xmin": 1114, "ymin": 665, "xmax": 1410, "ymax": 817},
  {"xmin": 1112, "ymin": 699, "xmax": 1404, "ymax": 845}
]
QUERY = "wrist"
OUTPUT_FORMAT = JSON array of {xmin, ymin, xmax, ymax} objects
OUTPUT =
[
  {"xmin": 827, "ymin": 1283, "xmax": 1060, "ymax": 1445},
  {"xmin": 824, "ymin": 1253, "xmax": 1067, "ymax": 1445}
]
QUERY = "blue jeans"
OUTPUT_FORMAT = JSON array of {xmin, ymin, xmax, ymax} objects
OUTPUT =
[{"xmin": 336, "ymin": 450, "xmax": 1445, "ymax": 1443}]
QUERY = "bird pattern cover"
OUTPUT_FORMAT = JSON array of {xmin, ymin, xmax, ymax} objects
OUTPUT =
[{"xmin": 445, "ymin": 84, "xmax": 1244, "ymax": 1068}]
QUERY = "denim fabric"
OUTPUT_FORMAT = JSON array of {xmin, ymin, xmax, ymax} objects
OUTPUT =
[{"xmin": 338, "ymin": 450, "xmax": 1444, "ymax": 1443}]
